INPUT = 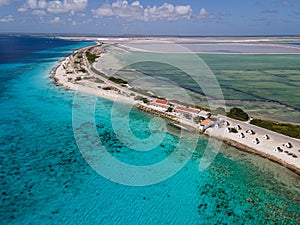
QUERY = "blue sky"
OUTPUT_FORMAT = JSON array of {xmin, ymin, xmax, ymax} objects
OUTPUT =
[{"xmin": 0, "ymin": 0, "xmax": 300, "ymax": 35}]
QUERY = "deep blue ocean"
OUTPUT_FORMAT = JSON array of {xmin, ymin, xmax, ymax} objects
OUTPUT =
[{"xmin": 0, "ymin": 35, "xmax": 300, "ymax": 224}]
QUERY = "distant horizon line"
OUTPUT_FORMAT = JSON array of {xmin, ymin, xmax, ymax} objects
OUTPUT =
[{"xmin": 1, "ymin": 32, "xmax": 300, "ymax": 38}]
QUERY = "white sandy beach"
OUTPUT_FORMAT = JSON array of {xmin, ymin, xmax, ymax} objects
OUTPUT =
[
  {"xmin": 206, "ymin": 117, "xmax": 300, "ymax": 174},
  {"xmin": 52, "ymin": 45, "xmax": 136, "ymax": 105}
]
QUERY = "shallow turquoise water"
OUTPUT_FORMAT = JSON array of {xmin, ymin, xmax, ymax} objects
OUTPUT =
[{"xmin": 0, "ymin": 37, "xmax": 300, "ymax": 224}]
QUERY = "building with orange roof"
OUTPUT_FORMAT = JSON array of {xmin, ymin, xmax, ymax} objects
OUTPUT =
[
  {"xmin": 150, "ymin": 99, "xmax": 170, "ymax": 112},
  {"xmin": 155, "ymin": 99, "xmax": 168, "ymax": 105},
  {"xmin": 200, "ymin": 119, "xmax": 213, "ymax": 126},
  {"xmin": 174, "ymin": 106, "xmax": 200, "ymax": 117}
]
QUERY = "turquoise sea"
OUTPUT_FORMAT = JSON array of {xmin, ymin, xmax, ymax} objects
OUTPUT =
[{"xmin": 0, "ymin": 35, "xmax": 300, "ymax": 224}]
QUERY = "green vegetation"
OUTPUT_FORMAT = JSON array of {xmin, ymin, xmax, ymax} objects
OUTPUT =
[
  {"xmin": 212, "ymin": 107, "xmax": 226, "ymax": 115},
  {"xmin": 195, "ymin": 105, "xmax": 211, "ymax": 112},
  {"xmin": 193, "ymin": 116, "xmax": 205, "ymax": 123},
  {"xmin": 78, "ymin": 68, "xmax": 86, "ymax": 73},
  {"xmin": 166, "ymin": 107, "xmax": 173, "ymax": 112},
  {"xmin": 86, "ymin": 51, "xmax": 99, "ymax": 64},
  {"xmin": 95, "ymin": 78, "xmax": 104, "ymax": 83},
  {"xmin": 102, "ymin": 86, "xmax": 120, "ymax": 92},
  {"xmin": 250, "ymin": 119, "xmax": 300, "ymax": 139},
  {"xmin": 229, "ymin": 127, "xmax": 238, "ymax": 133},
  {"xmin": 108, "ymin": 77, "xmax": 128, "ymax": 85},
  {"xmin": 142, "ymin": 98, "xmax": 149, "ymax": 104},
  {"xmin": 129, "ymin": 88, "xmax": 153, "ymax": 97},
  {"xmin": 210, "ymin": 117, "xmax": 218, "ymax": 122},
  {"xmin": 184, "ymin": 114, "xmax": 191, "ymax": 119},
  {"xmin": 102, "ymin": 87, "xmax": 112, "ymax": 91},
  {"xmin": 134, "ymin": 95, "xmax": 149, "ymax": 103},
  {"xmin": 227, "ymin": 107, "xmax": 249, "ymax": 121},
  {"xmin": 91, "ymin": 67, "xmax": 108, "ymax": 78}
]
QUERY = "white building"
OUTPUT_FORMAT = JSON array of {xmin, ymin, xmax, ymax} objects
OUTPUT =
[
  {"xmin": 246, "ymin": 129, "xmax": 255, "ymax": 135},
  {"xmin": 263, "ymin": 134, "xmax": 270, "ymax": 140},
  {"xmin": 173, "ymin": 106, "xmax": 200, "ymax": 118},
  {"xmin": 239, "ymin": 133, "xmax": 245, "ymax": 138},
  {"xmin": 252, "ymin": 138, "xmax": 260, "ymax": 144},
  {"xmin": 285, "ymin": 142, "xmax": 293, "ymax": 148},
  {"xmin": 235, "ymin": 124, "xmax": 242, "ymax": 130},
  {"xmin": 274, "ymin": 147, "xmax": 283, "ymax": 152}
]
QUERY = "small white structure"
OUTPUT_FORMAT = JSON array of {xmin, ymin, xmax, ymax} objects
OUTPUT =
[
  {"xmin": 239, "ymin": 133, "xmax": 245, "ymax": 138},
  {"xmin": 226, "ymin": 127, "xmax": 231, "ymax": 133},
  {"xmin": 215, "ymin": 124, "xmax": 221, "ymax": 128},
  {"xmin": 263, "ymin": 134, "xmax": 270, "ymax": 140},
  {"xmin": 246, "ymin": 129, "xmax": 255, "ymax": 135},
  {"xmin": 235, "ymin": 124, "xmax": 242, "ymax": 130},
  {"xmin": 274, "ymin": 147, "xmax": 283, "ymax": 152},
  {"xmin": 285, "ymin": 142, "xmax": 293, "ymax": 148},
  {"xmin": 224, "ymin": 121, "xmax": 230, "ymax": 126},
  {"xmin": 252, "ymin": 138, "xmax": 260, "ymax": 144}
]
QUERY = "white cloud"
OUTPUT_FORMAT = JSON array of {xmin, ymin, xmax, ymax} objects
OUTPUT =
[
  {"xmin": 47, "ymin": 1, "xmax": 65, "ymax": 13},
  {"xmin": 144, "ymin": 3, "xmax": 175, "ymax": 21},
  {"xmin": 198, "ymin": 8, "xmax": 207, "ymax": 18},
  {"xmin": 77, "ymin": 12, "xmax": 85, "ymax": 17},
  {"xmin": 144, "ymin": 3, "xmax": 192, "ymax": 21},
  {"xmin": 27, "ymin": 0, "xmax": 38, "ymax": 8},
  {"xmin": 0, "ymin": 15, "xmax": 14, "ymax": 22},
  {"xmin": 175, "ymin": 5, "xmax": 192, "ymax": 16},
  {"xmin": 92, "ymin": 1, "xmax": 204, "ymax": 21},
  {"xmin": 17, "ymin": 7, "xmax": 27, "ymax": 12},
  {"xmin": 50, "ymin": 16, "xmax": 61, "ymax": 23},
  {"xmin": 0, "ymin": 0, "xmax": 14, "ymax": 6},
  {"xmin": 38, "ymin": 0, "xmax": 47, "ymax": 9},
  {"xmin": 131, "ymin": 1, "xmax": 140, "ymax": 7},
  {"xmin": 32, "ymin": 9, "xmax": 46, "ymax": 16},
  {"xmin": 18, "ymin": 0, "xmax": 88, "ymax": 15},
  {"xmin": 92, "ymin": 0, "xmax": 143, "ymax": 19},
  {"xmin": 92, "ymin": 2, "xmax": 114, "ymax": 17},
  {"xmin": 46, "ymin": 0, "xmax": 87, "ymax": 13}
]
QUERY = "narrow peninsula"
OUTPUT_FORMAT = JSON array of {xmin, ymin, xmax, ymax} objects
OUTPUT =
[{"xmin": 51, "ymin": 41, "xmax": 300, "ymax": 176}]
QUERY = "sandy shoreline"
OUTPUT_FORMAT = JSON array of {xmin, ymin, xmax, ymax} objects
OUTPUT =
[
  {"xmin": 51, "ymin": 43, "xmax": 300, "ymax": 176},
  {"xmin": 222, "ymin": 138, "xmax": 300, "ymax": 176},
  {"xmin": 58, "ymin": 35, "xmax": 300, "ymax": 54}
]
